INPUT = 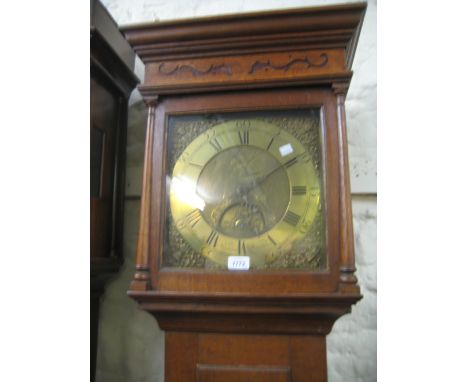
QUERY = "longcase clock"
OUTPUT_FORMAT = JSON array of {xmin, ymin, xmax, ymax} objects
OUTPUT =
[
  {"xmin": 90, "ymin": 1, "xmax": 139, "ymax": 381},
  {"xmin": 123, "ymin": 4, "xmax": 366, "ymax": 381}
]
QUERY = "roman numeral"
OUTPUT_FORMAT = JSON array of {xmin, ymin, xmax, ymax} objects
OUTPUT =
[
  {"xmin": 283, "ymin": 152, "xmax": 311, "ymax": 168},
  {"xmin": 206, "ymin": 230, "xmax": 219, "ymax": 247},
  {"xmin": 209, "ymin": 138, "xmax": 223, "ymax": 152},
  {"xmin": 266, "ymin": 137, "xmax": 275, "ymax": 151},
  {"xmin": 179, "ymin": 209, "xmax": 201, "ymax": 228},
  {"xmin": 292, "ymin": 186, "xmax": 307, "ymax": 195},
  {"xmin": 267, "ymin": 235, "xmax": 277, "ymax": 246},
  {"xmin": 238, "ymin": 130, "xmax": 249, "ymax": 145},
  {"xmin": 284, "ymin": 210, "xmax": 301, "ymax": 226},
  {"xmin": 238, "ymin": 240, "xmax": 247, "ymax": 255}
]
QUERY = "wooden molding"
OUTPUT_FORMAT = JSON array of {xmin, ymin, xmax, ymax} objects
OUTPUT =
[
  {"xmin": 138, "ymin": 72, "xmax": 353, "ymax": 96},
  {"xmin": 122, "ymin": 3, "xmax": 366, "ymax": 96},
  {"xmin": 122, "ymin": 3, "xmax": 366, "ymax": 65},
  {"xmin": 332, "ymin": 81, "xmax": 350, "ymax": 96},
  {"xmin": 129, "ymin": 290, "xmax": 361, "ymax": 334},
  {"xmin": 196, "ymin": 364, "xmax": 292, "ymax": 382}
]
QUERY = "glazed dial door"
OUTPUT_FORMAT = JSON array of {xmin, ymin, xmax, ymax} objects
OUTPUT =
[{"xmin": 165, "ymin": 110, "xmax": 326, "ymax": 271}]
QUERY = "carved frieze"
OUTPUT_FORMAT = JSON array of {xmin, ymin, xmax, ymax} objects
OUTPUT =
[
  {"xmin": 248, "ymin": 54, "xmax": 329, "ymax": 74},
  {"xmin": 159, "ymin": 63, "xmax": 233, "ymax": 77},
  {"xmin": 144, "ymin": 49, "xmax": 345, "ymax": 92}
]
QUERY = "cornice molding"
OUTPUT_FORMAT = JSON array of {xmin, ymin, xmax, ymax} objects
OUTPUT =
[
  {"xmin": 137, "ymin": 72, "xmax": 353, "ymax": 97},
  {"xmin": 121, "ymin": 3, "xmax": 367, "ymax": 66}
]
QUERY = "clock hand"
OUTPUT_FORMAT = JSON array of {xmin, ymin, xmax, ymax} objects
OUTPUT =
[
  {"xmin": 220, "ymin": 152, "xmax": 305, "ymax": 202},
  {"xmin": 243, "ymin": 152, "xmax": 305, "ymax": 193}
]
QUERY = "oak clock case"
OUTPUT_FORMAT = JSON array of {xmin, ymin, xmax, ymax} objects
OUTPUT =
[
  {"xmin": 123, "ymin": 4, "xmax": 365, "ymax": 382},
  {"xmin": 165, "ymin": 109, "xmax": 326, "ymax": 271}
]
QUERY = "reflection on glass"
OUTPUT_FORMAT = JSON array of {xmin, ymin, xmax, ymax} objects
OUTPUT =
[{"xmin": 170, "ymin": 176, "xmax": 206, "ymax": 211}]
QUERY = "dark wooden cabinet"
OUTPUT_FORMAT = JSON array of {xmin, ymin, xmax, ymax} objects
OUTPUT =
[
  {"xmin": 90, "ymin": 1, "xmax": 139, "ymax": 381},
  {"xmin": 122, "ymin": 3, "xmax": 366, "ymax": 381}
]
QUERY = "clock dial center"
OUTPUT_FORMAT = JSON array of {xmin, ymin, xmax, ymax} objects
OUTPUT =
[{"xmin": 197, "ymin": 145, "xmax": 290, "ymax": 238}]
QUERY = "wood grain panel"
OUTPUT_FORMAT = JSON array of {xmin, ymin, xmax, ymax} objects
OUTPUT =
[
  {"xmin": 198, "ymin": 334, "xmax": 289, "ymax": 365},
  {"xmin": 290, "ymin": 336, "xmax": 327, "ymax": 382},
  {"xmin": 165, "ymin": 332, "xmax": 198, "ymax": 382},
  {"xmin": 197, "ymin": 365, "xmax": 291, "ymax": 382}
]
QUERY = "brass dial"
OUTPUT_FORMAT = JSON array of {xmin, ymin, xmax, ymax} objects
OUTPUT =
[{"xmin": 169, "ymin": 119, "xmax": 320, "ymax": 268}]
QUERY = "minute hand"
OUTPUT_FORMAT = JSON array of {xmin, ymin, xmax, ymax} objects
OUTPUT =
[{"xmin": 240, "ymin": 154, "xmax": 303, "ymax": 195}]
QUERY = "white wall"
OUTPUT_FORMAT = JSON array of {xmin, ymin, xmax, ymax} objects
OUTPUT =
[{"xmin": 96, "ymin": 1, "xmax": 377, "ymax": 381}]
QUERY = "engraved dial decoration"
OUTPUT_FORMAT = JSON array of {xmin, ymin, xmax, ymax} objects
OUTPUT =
[{"xmin": 169, "ymin": 118, "xmax": 322, "ymax": 269}]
